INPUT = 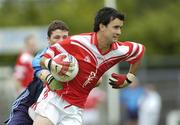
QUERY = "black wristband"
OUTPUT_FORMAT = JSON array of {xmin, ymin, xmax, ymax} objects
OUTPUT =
[
  {"xmin": 48, "ymin": 77, "xmax": 54, "ymax": 85},
  {"xmin": 45, "ymin": 74, "xmax": 51, "ymax": 81},
  {"xmin": 126, "ymin": 78, "xmax": 132, "ymax": 84},
  {"xmin": 45, "ymin": 74, "xmax": 54, "ymax": 85}
]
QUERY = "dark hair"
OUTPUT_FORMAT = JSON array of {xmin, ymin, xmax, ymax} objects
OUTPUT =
[
  {"xmin": 93, "ymin": 7, "xmax": 125, "ymax": 32},
  {"xmin": 47, "ymin": 20, "xmax": 69, "ymax": 37}
]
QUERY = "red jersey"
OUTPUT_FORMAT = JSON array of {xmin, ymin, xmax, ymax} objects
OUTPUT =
[
  {"xmin": 43, "ymin": 32, "xmax": 145, "ymax": 108},
  {"xmin": 13, "ymin": 51, "xmax": 34, "ymax": 88}
]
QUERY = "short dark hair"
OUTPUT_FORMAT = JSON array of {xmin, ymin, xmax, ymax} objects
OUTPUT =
[
  {"xmin": 47, "ymin": 20, "xmax": 69, "ymax": 37},
  {"xmin": 93, "ymin": 7, "xmax": 125, "ymax": 32}
]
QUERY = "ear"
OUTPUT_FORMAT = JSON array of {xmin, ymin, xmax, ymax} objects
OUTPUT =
[
  {"xmin": 47, "ymin": 36, "xmax": 50, "ymax": 41},
  {"xmin": 47, "ymin": 37, "xmax": 51, "ymax": 44},
  {"xmin": 99, "ymin": 23, "xmax": 106, "ymax": 31}
]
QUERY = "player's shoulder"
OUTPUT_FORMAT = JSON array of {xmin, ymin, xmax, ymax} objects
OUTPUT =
[
  {"xmin": 70, "ymin": 32, "xmax": 93, "ymax": 42},
  {"xmin": 116, "ymin": 41, "xmax": 144, "ymax": 47},
  {"xmin": 33, "ymin": 48, "xmax": 48, "ymax": 62},
  {"xmin": 35, "ymin": 48, "xmax": 48, "ymax": 57}
]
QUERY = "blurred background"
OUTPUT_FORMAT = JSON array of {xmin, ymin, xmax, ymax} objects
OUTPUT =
[{"xmin": 0, "ymin": 0, "xmax": 180, "ymax": 125}]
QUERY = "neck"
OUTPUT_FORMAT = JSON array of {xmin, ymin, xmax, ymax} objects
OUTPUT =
[{"xmin": 97, "ymin": 32, "xmax": 111, "ymax": 53}]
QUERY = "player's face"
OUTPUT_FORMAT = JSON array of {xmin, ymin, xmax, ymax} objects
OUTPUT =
[
  {"xmin": 103, "ymin": 18, "xmax": 123, "ymax": 43},
  {"xmin": 48, "ymin": 29, "xmax": 69, "ymax": 45},
  {"xmin": 26, "ymin": 36, "xmax": 38, "ymax": 54}
]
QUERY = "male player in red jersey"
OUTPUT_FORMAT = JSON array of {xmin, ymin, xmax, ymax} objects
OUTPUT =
[
  {"xmin": 13, "ymin": 35, "xmax": 38, "ymax": 94},
  {"xmin": 32, "ymin": 7, "xmax": 145, "ymax": 125}
]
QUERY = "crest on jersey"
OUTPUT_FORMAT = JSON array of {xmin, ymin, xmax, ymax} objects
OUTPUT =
[{"xmin": 84, "ymin": 56, "xmax": 91, "ymax": 63}]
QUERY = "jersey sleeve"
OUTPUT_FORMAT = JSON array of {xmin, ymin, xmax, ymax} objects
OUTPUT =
[
  {"xmin": 32, "ymin": 48, "xmax": 48, "ymax": 77},
  {"xmin": 124, "ymin": 42, "xmax": 145, "ymax": 64},
  {"xmin": 43, "ymin": 37, "xmax": 70, "ymax": 59}
]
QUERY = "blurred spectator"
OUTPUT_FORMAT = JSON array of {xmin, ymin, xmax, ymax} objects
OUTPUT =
[
  {"xmin": 138, "ymin": 83, "xmax": 161, "ymax": 125},
  {"xmin": 120, "ymin": 79, "xmax": 145, "ymax": 125},
  {"xmin": 13, "ymin": 35, "xmax": 38, "ymax": 94},
  {"xmin": 83, "ymin": 82, "xmax": 106, "ymax": 125}
]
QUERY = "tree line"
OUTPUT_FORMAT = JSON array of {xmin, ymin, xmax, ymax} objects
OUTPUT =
[{"xmin": 0, "ymin": 0, "xmax": 179, "ymax": 63}]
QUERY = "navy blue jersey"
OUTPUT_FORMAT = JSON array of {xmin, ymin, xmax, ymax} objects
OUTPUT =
[
  {"xmin": 32, "ymin": 48, "xmax": 48, "ymax": 77},
  {"xmin": 5, "ymin": 77, "xmax": 43, "ymax": 125},
  {"xmin": 5, "ymin": 48, "xmax": 48, "ymax": 125}
]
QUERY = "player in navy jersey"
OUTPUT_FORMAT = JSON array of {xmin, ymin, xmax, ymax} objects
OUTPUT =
[
  {"xmin": 5, "ymin": 20, "xmax": 70, "ymax": 125},
  {"xmin": 32, "ymin": 7, "xmax": 145, "ymax": 125}
]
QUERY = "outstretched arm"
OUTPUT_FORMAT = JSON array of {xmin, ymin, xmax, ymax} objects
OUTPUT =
[{"xmin": 32, "ymin": 49, "xmax": 62, "ymax": 90}]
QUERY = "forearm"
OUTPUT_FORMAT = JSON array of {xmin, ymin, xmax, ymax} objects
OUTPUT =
[
  {"xmin": 109, "ymin": 59, "xmax": 143, "ymax": 89},
  {"xmin": 37, "ymin": 69, "xmax": 51, "ymax": 82},
  {"xmin": 128, "ymin": 59, "xmax": 142, "ymax": 75},
  {"xmin": 40, "ymin": 56, "xmax": 50, "ymax": 69},
  {"xmin": 109, "ymin": 42, "xmax": 145, "ymax": 89},
  {"xmin": 37, "ymin": 69, "xmax": 63, "ymax": 90},
  {"xmin": 127, "ymin": 42, "xmax": 145, "ymax": 75}
]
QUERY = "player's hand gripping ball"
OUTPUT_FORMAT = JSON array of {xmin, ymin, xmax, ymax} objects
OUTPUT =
[{"xmin": 51, "ymin": 53, "xmax": 79, "ymax": 82}]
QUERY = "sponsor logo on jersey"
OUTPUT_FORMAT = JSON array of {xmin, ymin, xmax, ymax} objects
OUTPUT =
[{"xmin": 83, "ymin": 71, "xmax": 96, "ymax": 87}]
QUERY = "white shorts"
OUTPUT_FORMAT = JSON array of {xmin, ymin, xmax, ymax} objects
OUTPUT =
[
  {"xmin": 83, "ymin": 109, "xmax": 100, "ymax": 124},
  {"xmin": 29, "ymin": 87, "xmax": 83, "ymax": 125}
]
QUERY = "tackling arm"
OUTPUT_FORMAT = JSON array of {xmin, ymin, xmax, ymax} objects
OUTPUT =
[
  {"xmin": 32, "ymin": 50, "xmax": 62, "ymax": 90},
  {"xmin": 37, "ymin": 69, "xmax": 63, "ymax": 90}
]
